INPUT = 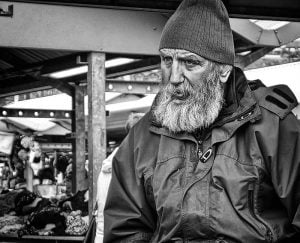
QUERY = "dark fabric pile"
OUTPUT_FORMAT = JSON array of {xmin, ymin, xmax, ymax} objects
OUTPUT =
[
  {"xmin": 0, "ymin": 190, "xmax": 21, "ymax": 216},
  {"xmin": 0, "ymin": 189, "xmax": 89, "ymax": 238},
  {"xmin": 14, "ymin": 190, "xmax": 37, "ymax": 215},
  {"xmin": 65, "ymin": 190, "xmax": 88, "ymax": 217}
]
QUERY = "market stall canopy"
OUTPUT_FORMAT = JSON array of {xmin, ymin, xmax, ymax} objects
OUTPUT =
[
  {"xmin": 0, "ymin": 131, "xmax": 14, "ymax": 154},
  {"xmin": 1, "ymin": 92, "xmax": 155, "ymax": 139},
  {"xmin": 0, "ymin": 0, "xmax": 300, "ymax": 99}
]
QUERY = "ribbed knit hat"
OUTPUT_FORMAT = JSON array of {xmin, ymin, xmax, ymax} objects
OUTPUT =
[{"xmin": 159, "ymin": 0, "xmax": 234, "ymax": 65}]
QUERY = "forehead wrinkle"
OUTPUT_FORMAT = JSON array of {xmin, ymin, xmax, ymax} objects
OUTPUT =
[{"xmin": 160, "ymin": 48, "xmax": 205, "ymax": 61}]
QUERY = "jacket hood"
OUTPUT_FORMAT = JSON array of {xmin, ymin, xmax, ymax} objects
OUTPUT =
[{"xmin": 216, "ymin": 67, "xmax": 248, "ymax": 121}]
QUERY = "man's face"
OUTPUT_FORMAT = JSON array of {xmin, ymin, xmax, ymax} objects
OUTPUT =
[
  {"xmin": 153, "ymin": 48, "xmax": 225, "ymax": 133},
  {"xmin": 160, "ymin": 49, "xmax": 212, "ymax": 90}
]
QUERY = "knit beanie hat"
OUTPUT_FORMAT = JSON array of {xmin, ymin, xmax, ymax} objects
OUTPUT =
[{"xmin": 159, "ymin": 0, "xmax": 234, "ymax": 65}]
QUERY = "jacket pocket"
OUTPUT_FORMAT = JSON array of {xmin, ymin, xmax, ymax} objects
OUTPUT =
[
  {"xmin": 248, "ymin": 183, "xmax": 274, "ymax": 243},
  {"xmin": 153, "ymin": 155, "xmax": 185, "ymax": 192}
]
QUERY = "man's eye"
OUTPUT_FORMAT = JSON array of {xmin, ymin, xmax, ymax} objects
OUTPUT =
[
  {"xmin": 162, "ymin": 56, "xmax": 173, "ymax": 65},
  {"xmin": 184, "ymin": 59, "xmax": 199, "ymax": 67}
]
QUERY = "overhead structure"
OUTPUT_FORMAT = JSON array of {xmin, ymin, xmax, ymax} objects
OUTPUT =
[
  {"xmin": 2, "ymin": 0, "xmax": 300, "ymax": 20},
  {"xmin": 1, "ymin": 0, "xmax": 300, "ymax": 96},
  {"xmin": 1, "ymin": 0, "xmax": 300, "ymax": 218}
]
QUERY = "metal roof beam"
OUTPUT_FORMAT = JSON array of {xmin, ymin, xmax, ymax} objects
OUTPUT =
[
  {"xmin": 106, "ymin": 79, "xmax": 160, "ymax": 94},
  {"xmin": 0, "ymin": 107, "xmax": 73, "ymax": 119},
  {"xmin": 0, "ymin": 77, "xmax": 161, "ymax": 98},
  {"xmin": 0, "ymin": 75, "xmax": 76, "ymax": 97},
  {"xmin": 0, "ymin": 79, "xmax": 51, "ymax": 98},
  {"xmin": 44, "ymin": 78, "xmax": 75, "ymax": 96},
  {"xmin": 106, "ymin": 56, "xmax": 160, "ymax": 78},
  {"xmin": 226, "ymin": 0, "xmax": 300, "ymax": 21},
  {"xmin": 40, "ymin": 53, "xmax": 136, "ymax": 75},
  {"xmin": 0, "ymin": 1, "xmax": 166, "ymax": 55},
  {"xmin": 39, "ymin": 56, "xmax": 161, "ymax": 83},
  {"xmin": 0, "ymin": 53, "xmax": 79, "ymax": 80},
  {"xmin": 0, "ymin": 52, "xmax": 123, "ymax": 79},
  {"xmin": 0, "ymin": 48, "xmax": 29, "ymax": 69},
  {"xmin": 121, "ymin": 0, "xmax": 300, "ymax": 21},
  {"xmin": 235, "ymin": 47, "xmax": 274, "ymax": 69},
  {"xmin": 230, "ymin": 19, "xmax": 300, "ymax": 46},
  {"xmin": 8, "ymin": 0, "xmax": 300, "ymax": 21}
]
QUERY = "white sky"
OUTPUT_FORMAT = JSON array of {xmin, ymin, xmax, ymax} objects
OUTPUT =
[{"xmin": 245, "ymin": 61, "xmax": 300, "ymax": 100}]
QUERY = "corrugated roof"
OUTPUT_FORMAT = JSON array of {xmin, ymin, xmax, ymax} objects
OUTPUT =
[
  {"xmin": 0, "ymin": 59, "xmax": 13, "ymax": 71},
  {"xmin": 0, "ymin": 48, "xmax": 74, "ymax": 72},
  {"xmin": 8, "ymin": 0, "xmax": 300, "ymax": 20}
]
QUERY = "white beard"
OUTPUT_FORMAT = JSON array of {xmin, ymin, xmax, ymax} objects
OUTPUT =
[{"xmin": 153, "ymin": 71, "xmax": 225, "ymax": 133}]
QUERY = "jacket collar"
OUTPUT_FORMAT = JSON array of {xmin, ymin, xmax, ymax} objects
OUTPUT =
[
  {"xmin": 148, "ymin": 67, "xmax": 262, "ymax": 144},
  {"xmin": 213, "ymin": 67, "xmax": 260, "ymax": 127}
]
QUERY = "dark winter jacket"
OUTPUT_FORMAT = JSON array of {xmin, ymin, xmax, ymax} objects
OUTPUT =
[{"xmin": 104, "ymin": 68, "xmax": 300, "ymax": 243}]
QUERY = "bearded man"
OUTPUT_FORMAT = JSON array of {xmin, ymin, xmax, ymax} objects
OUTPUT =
[{"xmin": 104, "ymin": 0, "xmax": 300, "ymax": 242}]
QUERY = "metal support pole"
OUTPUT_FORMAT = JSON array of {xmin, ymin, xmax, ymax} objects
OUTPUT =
[
  {"xmin": 71, "ymin": 86, "xmax": 86, "ymax": 193},
  {"xmin": 87, "ymin": 52, "xmax": 106, "ymax": 218}
]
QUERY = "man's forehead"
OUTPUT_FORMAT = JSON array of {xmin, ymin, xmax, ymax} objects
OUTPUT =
[{"xmin": 160, "ymin": 48, "xmax": 203, "ymax": 59}]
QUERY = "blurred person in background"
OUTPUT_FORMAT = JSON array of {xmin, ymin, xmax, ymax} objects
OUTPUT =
[{"xmin": 95, "ymin": 112, "xmax": 144, "ymax": 243}]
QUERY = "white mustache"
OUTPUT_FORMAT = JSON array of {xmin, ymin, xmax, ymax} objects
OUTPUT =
[{"xmin": 165, "ymin": 83, "xmax": 191, "ymax": 101}]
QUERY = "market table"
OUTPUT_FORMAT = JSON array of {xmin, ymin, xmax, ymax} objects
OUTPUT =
[{"xmin": 0, "ymin": 235, "xmax": 85, "ymax": 243}]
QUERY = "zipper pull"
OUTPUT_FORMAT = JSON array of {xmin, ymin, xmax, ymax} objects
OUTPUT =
[
  {"xmin": 198, "ymin": 149, "xmax": 203, "ymax": 158},
  {"xmin": 200, "ymin": 148, "xmax": 213, "ymax": 163},
  {"xmin": 248, "ymin": 183, "xmax": 254, "ymax": 191},
  {"xmin": 197, "ymin": 140, "xmax": 203, "ymax": 158},
  {"xmin": 266, "ymin": 230, "xmax": 273, "ymax": 242}
]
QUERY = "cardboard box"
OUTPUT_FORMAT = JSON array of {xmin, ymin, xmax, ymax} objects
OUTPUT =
[{"xmin": 34, "ymin": 184, "xmax": 57, "ymax": 198}]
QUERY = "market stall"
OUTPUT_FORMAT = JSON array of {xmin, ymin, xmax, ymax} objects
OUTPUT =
[{"xmin": 0, "ymin": 128, "xmax": 90, "ymax": 241}]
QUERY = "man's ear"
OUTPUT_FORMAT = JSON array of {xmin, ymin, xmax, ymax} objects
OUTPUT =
[{"xmin": 219, "ymin": 65, "xmax": 233, "ymax": 83}]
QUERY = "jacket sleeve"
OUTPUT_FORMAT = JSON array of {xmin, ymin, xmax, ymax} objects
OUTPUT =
[
  {"xmin": 103, "ymin": 130, "xmax": 156, "ymax": 242},
  {"xmin": 271, "ymin": 112, "xmax": 300, "ymax": 231}
]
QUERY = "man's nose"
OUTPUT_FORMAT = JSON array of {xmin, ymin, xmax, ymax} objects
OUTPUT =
[{"xmin": 169, "ymin": 62, "xmax": 184, "ymax": 85}]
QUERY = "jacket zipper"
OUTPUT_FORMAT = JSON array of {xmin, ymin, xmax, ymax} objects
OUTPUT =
[
  {"xmin": 212, "ymin": 104, "xmax": 256, "ymax": 128},
  {"xmin": 197, "ymin": 139, "xmax": 203, "ymax": 158},
  {"xmin": 248, "ymin": 183, "xmax": 274, "ymax": 242}
]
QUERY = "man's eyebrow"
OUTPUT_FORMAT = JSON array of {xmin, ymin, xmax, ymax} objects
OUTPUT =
[{"xmin": 179, "ymin": 53, "xmax": 202, "ymax": 60}]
